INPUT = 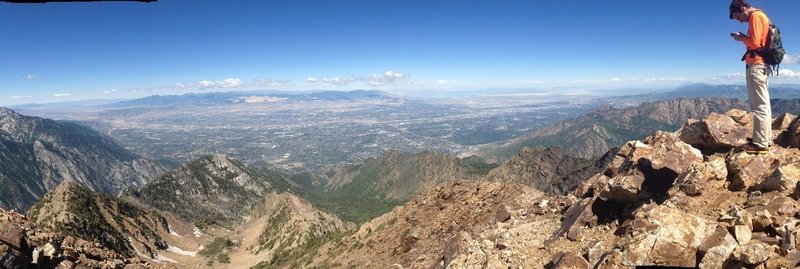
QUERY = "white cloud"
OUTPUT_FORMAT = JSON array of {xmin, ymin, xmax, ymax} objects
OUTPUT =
[
  {"xmin": 368, "ymin": 70, "xmax": 408, "ymax": 86},
  {"xmin": 103, "ymin": 89, "xmax": 118, "ymax": 94},
  {"xmin": 198, "ymin": 80, "xmax": 215, "ymax": 88},
  {"xmin": 196, "ymin": 78, "xmax": 244, "ymax": 89},
  {"xmin": 53, "ymin": 93, "xmax": 70, "ymax": 97},
  {"xmin": 219, "ymin": 78, "xmax": 243, "ymax": 88},
  {"xmin": 26, "ymin": 74, "xmax": 36, "ymax": 80},
  {"xmin": 772, "ymin": 68, "xmax": 800, "ymax": 78},
  {"xmin": 306, "ymin": 77, "xmax": 319, "ymax": 84},
  {"xmin": 784, "ymin": 54, "xmax": 800, "ymax": 65},
  {"xmin": 322, "ymin": 76, "xmax": 355, "ymax": 86},
  {"xmin": 436, "ymin": 79, "xmax": 468, "ymax": 86},
  {"xmin": 253, "ymin": 78, "xmax": 289, "ymax": 87},
  {"xmin": 11, "ymin": 95, "xmax": 32, "ymax": 99}
]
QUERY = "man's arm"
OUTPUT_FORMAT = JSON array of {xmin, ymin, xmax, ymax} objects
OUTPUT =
[{"xmin": 742, "ymin": 11, "xmax": 769, "ymax": 48}]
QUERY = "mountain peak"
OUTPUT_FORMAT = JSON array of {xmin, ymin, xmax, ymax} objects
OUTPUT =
[{"xmin": 130, "ymin": 154, "xmax": 278, "ymax": 227}]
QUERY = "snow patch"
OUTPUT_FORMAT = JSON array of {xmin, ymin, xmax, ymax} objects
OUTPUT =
[
  {"xmin": 154, "ymin": 255, "xmax": 178, "ymax": 264},
  {"xmin": 166, "ymin": 245, "xmax": 198, "ymax": 257},
  {"xmin": 167, "ymin": 224, "xmax": 181, "ymax": 237},
  {"xmin": 193, "ymin": 226, "xmax": 203, "ymax": 238},
  {"xmin": 129, "ymin": 238, "xmax": 178, "ymax": 264}
]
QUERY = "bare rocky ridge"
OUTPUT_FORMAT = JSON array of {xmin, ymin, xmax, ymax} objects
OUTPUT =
[
  {"xmin": 479, "ymin": 98, "xmax": 751, "ymax": 161},
  {"xmin": 26, "ymin": 181, "xmax": 173, "ymax": 260},
  {"xmin": 484, "ymin": 146, "xmax": 615, "ymax": 195},
  {"xmin": 0, "ymin": 107, "xmax": 167, "ymax": 211},
  {"xmin": 127, "ymin": 154, "xmax": 284, "ymax": 228},
  {"xmin": 0, "ymin": 207, "xmax": 171, "ymax": 269},
  {"xmin": 313, "ymin": 109, "xmax": 800, "ymax": 268}
]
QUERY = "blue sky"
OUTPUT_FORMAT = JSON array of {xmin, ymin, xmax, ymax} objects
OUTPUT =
[{"xmin": 1, "ymin": 0, "xmax": 800, "ymax": 105}]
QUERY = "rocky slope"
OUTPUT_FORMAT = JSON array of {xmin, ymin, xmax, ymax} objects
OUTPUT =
[
  {"xmin": 26, "ymin": 181, "xmax": 173, "ymax": 260},
  {"xmin": 13, "ymin": 155, "xmax": 354, "ymax": 269},
  {"xmin": 478, "ymin": 97, "xmax": 751, "ymax": 161},
  {"xmin": 213, "ymin": 192, "xmax": 354, "ymax": 269},
  {"xmin": 127, "ymin": 154, "xmax": 288, "ymax": 228},
  {"xmin": 0, "ymin": 207, "xmax": 170, "ymax": 269},
  {"xmin": 483, "ymin": 146, "xmax": 615, "ymax": 195},
  {"xmin": 311, "ymin": 109, "xmax": 800, "ymax": 268},
  {"xmin": 0, "ymin": 107, "xmax": 167, "ymax": 211}
]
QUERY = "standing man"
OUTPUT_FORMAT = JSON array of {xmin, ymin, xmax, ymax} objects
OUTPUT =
[{"xmin": 730, "ymin": 0, "xmax": 772, "ymax": 154}]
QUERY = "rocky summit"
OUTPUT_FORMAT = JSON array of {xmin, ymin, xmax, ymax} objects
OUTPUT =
[{"xmin": 311, "ymin": 109, "xmax": 800, "ymax": 268}]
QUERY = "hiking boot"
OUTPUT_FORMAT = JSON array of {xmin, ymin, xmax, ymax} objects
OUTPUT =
[{"xmin": 741, "ymin": 143, "xmax": 769, "ymax": 155}]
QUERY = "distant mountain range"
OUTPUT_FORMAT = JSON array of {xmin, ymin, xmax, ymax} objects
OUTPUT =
[
  {"xmin": 477, "ymin": 98, "xmax": 752, "ymax": 161},
  {"xmin": 604, "ymin": 83, "xmax": 800, "ymax": 106},
  {"xmin": 11, "ymin": 90, "xmax": 400, "ymax": 111},
  {"xmin": 0, "ymin": 107, "xmax": 167, "ymax": 211},
  {"xmin": 478, "ymin": 97, "xmax": 800, "ymax": 161},
  {"xmin": 101, "ymin": 89, "xmax": 401, "ymax": 108}
]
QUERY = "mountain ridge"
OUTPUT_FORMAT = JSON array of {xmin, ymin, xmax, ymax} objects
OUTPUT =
[
  {"xmin": 0, "ymin": 107, "xmax": 167, "ymax": 211},
  {"xmin": 476, "ymin": 97, "xmax": 752, "ymax": 161},
  {"xmin": 126, "ymin": 154, "xmax": 286, "ymax": 228}
]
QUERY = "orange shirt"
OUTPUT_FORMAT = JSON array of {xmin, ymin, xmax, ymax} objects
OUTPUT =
[{"xmin": 742, "ymin": 10, "xmax": 771, "ymax": 64}]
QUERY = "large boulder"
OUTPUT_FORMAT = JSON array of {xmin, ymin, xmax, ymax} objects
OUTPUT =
[
  {"xmin": 0, "ymin": 221, "xmax": 27, "ymax": 252},
  {"xmin": 546, "ymin": 252, "xmax": 591, "ymax": 269},
  {"xmin": 678, "ymin": 110, "xmax": 753, "ymax": 151},
  {"xmin": 549, "ymin": 197, "xmax": 598, "ymax": 242},
  {"xmin": 787, "ymin": 115, "xmax": 800, "ymax": 148},
  {"xmin": 761, "ymin": 161, "xmax": 800, "ymax": 192},
  {"xmin": 772, "ymin": 113, "xmax": 796, "ymax": 147},
  {"xmin": 601, "ymin": 131, "xmax": 703, "ymax": 203},
  {"xmin": 671, "ymin": 155, "xmax": 728, "ymax": 196},
  {"xmin": 726, "ymin": 151, "xmax": 781, "ymax": 191},
  {"xmin": 698, "ymin": 225, "xmax": 739, "ymax": 269},
  {"xmin": 619, "ymin": 204, "xmax": 711, "ymax": 267}
]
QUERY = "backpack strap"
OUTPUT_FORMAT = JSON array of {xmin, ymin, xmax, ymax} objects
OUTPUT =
[{"xmin": 741, "ymin": 50, "xmax": 757, "ymax": 61}]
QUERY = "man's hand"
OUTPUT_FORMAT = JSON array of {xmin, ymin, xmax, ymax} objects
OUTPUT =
[{"xmin": 731, "ymin": 32, "xmax": 746, "ymax": 41}]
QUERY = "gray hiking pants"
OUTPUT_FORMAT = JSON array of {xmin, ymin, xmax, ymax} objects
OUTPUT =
[{"xmin": 746, "ymin": 63, "xmax": 772, "ymax": 148}]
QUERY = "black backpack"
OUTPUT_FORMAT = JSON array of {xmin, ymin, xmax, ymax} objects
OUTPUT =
[{"xmin": 742, "ymin": 21, "xmax": 785, "ymax": 75}]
